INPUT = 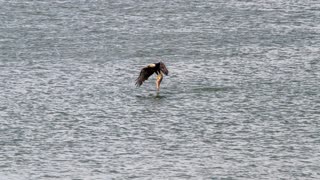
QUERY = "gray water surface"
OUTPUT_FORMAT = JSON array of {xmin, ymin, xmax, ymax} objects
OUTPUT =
[{"xmin": 1, "ymin": 0, "xmax": 320, "ymax": 179}]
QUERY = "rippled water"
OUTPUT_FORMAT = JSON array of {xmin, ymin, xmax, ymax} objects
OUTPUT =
[{"xmin": 1, "ymin": 0, "xmax": 320, "ymax": 179}]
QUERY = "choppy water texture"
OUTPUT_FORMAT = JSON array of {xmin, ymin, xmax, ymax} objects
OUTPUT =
[{"xmin": 1, "ymin": 0, "xmax": 320, "ymax": 179}]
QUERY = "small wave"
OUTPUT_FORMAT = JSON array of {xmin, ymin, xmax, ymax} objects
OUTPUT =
[
  {"xmin": 135, "ymin": 93, "xmax": 167, "ymax": 99},
  {"xmin": 192, "ymin": 86, "xmax": 234, "ymax": 92}
]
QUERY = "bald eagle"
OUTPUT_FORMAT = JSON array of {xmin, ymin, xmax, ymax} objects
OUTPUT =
[{"xmin": 136, "ymin": 62, "xmax": 169, "ymax": 91}]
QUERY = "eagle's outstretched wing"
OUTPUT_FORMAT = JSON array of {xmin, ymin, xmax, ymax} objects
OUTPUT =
[{"xmin": 135, "ymin": 64, "xmax": 156, "ymax": 87}]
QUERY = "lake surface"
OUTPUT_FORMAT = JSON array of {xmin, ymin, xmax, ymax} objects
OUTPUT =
[{"xmin": 1, "ymin": 0, "xmax": 320, "ymax": 179}]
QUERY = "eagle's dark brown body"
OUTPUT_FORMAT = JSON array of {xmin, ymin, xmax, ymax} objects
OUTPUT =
[{"xmin": 136, "ymin": 62, "xmax": 169, "ymax": 91}]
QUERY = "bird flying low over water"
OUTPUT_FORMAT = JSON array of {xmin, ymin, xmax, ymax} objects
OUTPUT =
[{"xmin": 136, "ymin": 61, "xmax": 169, "ymax": 91}]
